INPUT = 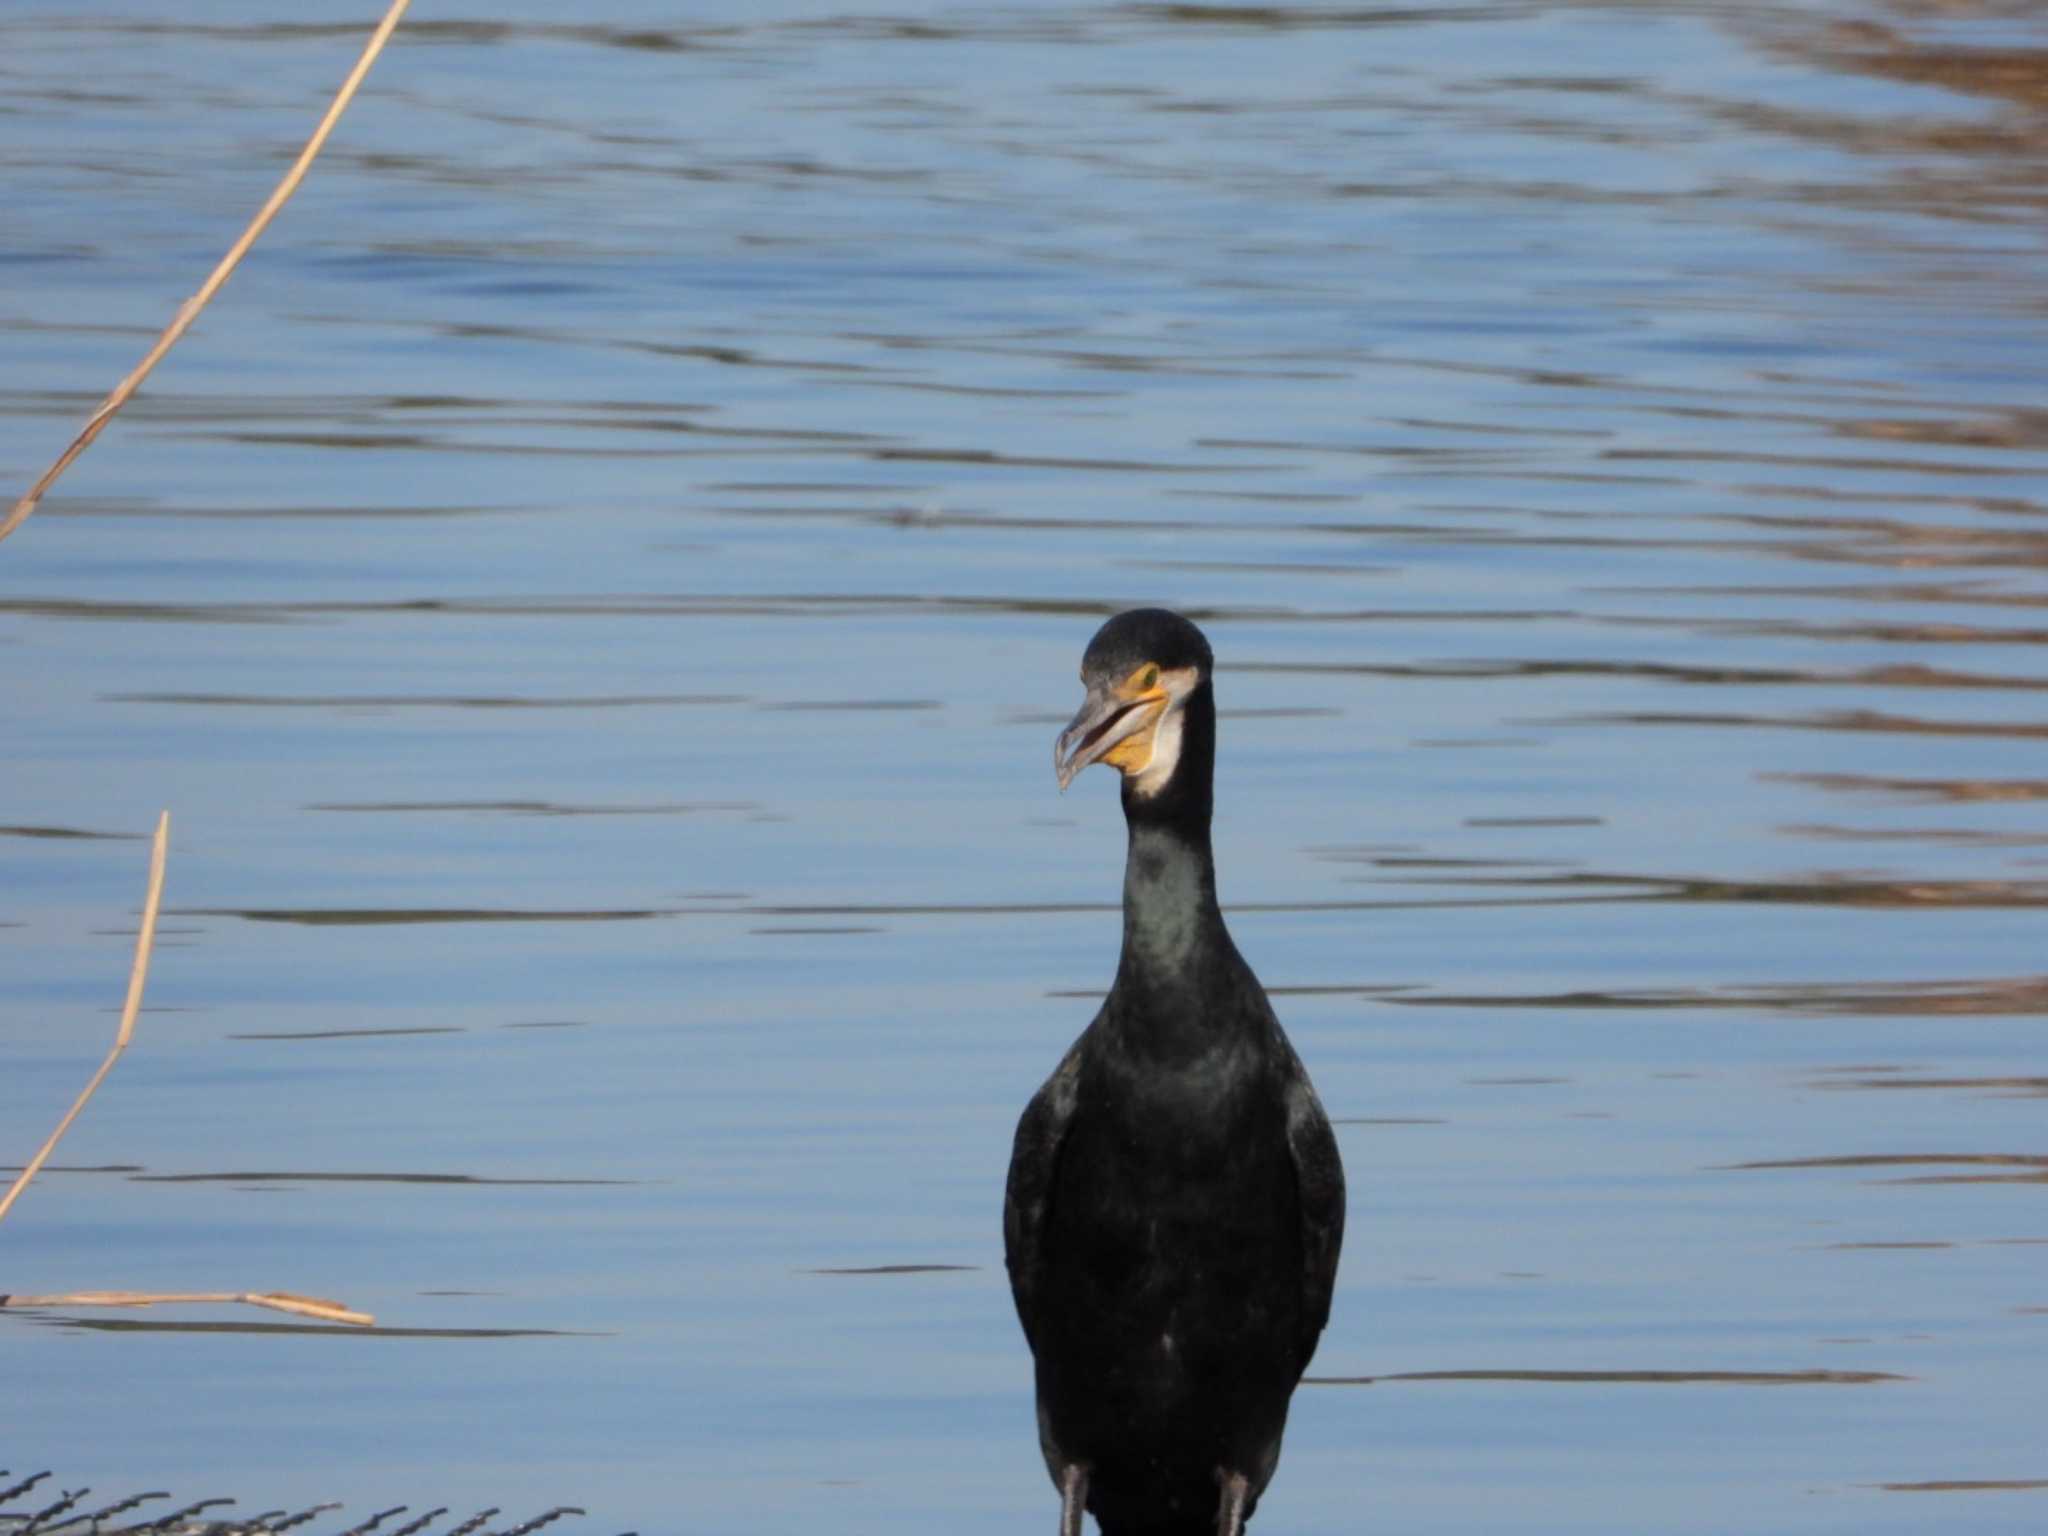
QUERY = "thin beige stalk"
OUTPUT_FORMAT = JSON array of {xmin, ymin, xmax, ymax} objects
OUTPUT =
[
  {"xmin": 0, "ymin": 811, "xmax": 378, "ymax": 1328},
  {"xmin": 0, "ymin": 1289, "xmax": 374, "ymax": 1327},
  {"xmin": 0, "ymin": 811, "xmax": 168, "ymax": 1227},
  {"xmin": 0, "ymin": 0, "xmax": 413, "ymax": 547}
]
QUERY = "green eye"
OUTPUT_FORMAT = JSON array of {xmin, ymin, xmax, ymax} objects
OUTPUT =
[{"xmin": 1138, "ymin": 665, "xmax": 1159, "ymax": 690}]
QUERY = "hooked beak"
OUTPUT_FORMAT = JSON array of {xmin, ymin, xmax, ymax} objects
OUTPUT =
[{"xmin": 1054, "ymin": 680, "xmax": 1160, "ymax": 792}]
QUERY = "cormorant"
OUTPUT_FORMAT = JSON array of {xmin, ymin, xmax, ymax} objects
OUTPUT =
[{"xmin": 1005, "ymin": 608, "xmax": 1346, "ymax": 1536}]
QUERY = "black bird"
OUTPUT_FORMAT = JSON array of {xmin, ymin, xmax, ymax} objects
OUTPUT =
[{"xmin": 1005, "ymin": 609, "xmax": 1346, "ymax": 1536}]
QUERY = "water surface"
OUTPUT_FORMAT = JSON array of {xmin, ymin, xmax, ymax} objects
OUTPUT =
[{"xmin": 5, "ymin": 2, "xmax": 2047, "ymax": 1532}]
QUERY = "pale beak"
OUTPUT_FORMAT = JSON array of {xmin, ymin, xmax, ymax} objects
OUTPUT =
[{"xmin": 1054, "ymin": 681, "xmax": 1156, "ymax": 792}]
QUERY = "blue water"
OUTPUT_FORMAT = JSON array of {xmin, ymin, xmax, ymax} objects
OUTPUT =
[{"xmin": 5, "ymin": 3, "xmax": 2048, "ymax": 1532}]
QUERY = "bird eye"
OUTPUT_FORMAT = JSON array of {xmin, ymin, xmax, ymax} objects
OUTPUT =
[{"xmin": 1138, "ymin": 665, "xmax": 1159, "ymax": 690}]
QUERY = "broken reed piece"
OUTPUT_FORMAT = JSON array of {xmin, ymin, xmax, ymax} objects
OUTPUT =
[
  {"xmin": 0, "ymin": 811, "xmax": 169, "ymax": 1227},
  {"xmin": 0, "ymin": 1289, "xmax": 375, "ymax": 1327},
  {"xmin": 0, "ymin": 0, "xmax": 414, "ymax": 547}
]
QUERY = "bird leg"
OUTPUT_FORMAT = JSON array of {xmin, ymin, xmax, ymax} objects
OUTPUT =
[
  {"xmin": 1058, "ymin": 1463, "xmax": 1089, "ymax": 1536},
  {"xmin": 1215, "ymin": 1471, "xmax": 1250, "ymax": 1536}
]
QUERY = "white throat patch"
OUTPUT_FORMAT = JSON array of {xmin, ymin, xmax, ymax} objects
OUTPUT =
[{"xmin": 1128, "ymin": 667, "xmax": 1199, "ymax": 798}]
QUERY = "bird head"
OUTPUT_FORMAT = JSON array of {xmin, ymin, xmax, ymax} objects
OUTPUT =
[{"xmin": 1054, "ymin": 608, "xmax": 1214, "ymax": 798}]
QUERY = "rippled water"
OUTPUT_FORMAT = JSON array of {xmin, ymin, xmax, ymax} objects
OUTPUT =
[{"xmin": 5, "ymin": 2, "xmax": 2047, "ymax": 1532}]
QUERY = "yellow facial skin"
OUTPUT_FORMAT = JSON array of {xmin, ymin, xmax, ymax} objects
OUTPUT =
[{"xmin": 1100, "ymin": 663, "xmax": 1167, "ymax": 775}]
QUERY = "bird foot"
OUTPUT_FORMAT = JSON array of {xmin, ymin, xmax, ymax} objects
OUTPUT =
[
  {"xmin": 1215, "ymin": 1470, "xmax": 1249, "ymax": 1536},
  {"xmin": 1058, "ymin": 1462, "xmax": 1089, "ymax": 1536}
]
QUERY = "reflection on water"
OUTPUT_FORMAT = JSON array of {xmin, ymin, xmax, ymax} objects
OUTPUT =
[
  {"xmin": 0, "ymin": 1472, "xmax": 598, "ymax": 1536},
  {"xmin": 6, "ymin": 0, "xmax": 2048, "ymax": 1531}
]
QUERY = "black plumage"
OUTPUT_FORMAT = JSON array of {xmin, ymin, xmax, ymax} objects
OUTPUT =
[{"xmin": 1005, "ymin": 609, "xmax": 1346, "ymax": 1536}]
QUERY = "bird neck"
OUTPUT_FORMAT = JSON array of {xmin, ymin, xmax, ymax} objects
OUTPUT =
[
  {"xmin": 1118, "ymin": 820, "xmax": 1225, "ymax": 985},
  {"xmin": 1114, "ymin": 680, "xmax": 1232, "ymax": 1007},
  {"xmin": 1119, "ymin": 680, "xmax": 1214, "ymax": 834}
]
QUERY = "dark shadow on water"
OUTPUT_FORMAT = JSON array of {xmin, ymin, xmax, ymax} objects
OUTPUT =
[
  {"xmin": 1242, "ymin": 657, "xmax": 2048, "ymax": 693},
  {"xmin": 106, "ymin": 691, "xmax": 742, "ymax": 710},
  {"xmin": 1725, "ymin": 1154, "xmax": 2048, "ymax": 1174},
  {"xmin": 1807, "ymin": 1074, "xmax": 2048, "ymax": 1097},
  {"xmin": 0, "ymin": 822, "xmax": 145, "ymax": 840},
  {"xmin": 308, "ymin": 800, "xmax": 758, "ymax": 817},
  {"xmin": 1308, "ymin": 1368, "xmax": 1905, "ymax": 1386},
  {"xmin": 1878, "ymin": 1480, "xmax": 2048, "ymax": 1494},
  {"xmin": 1362, "ymin": 870, "xmax": 2048, "ymax": 910},
  {"xmin": 1769, "ymin": 772, "xmax": 2048, "ymax": 804},
  {"xmin": 1049, "ymin": 983, "xmax": 1416, "ymax": 999},
  {"xmin": 130, "ymin": 1171, "xmax": 637, "ymax": 1187},
  {"xmin": 228, "ymin": 1027, "xmax": 469, "ymax": 1041},
  {"xmin": 0, "ymin": 592, "xmax": 1588, "ymax": 628},
  {"xmin": 1465, "ymin": 815, "xmax": 1605, "ymax": 828},
  {"xmin": 176, "ymin": 907, "xmax": 674, "ymax": 925},
  {"xmin": 758, "ymin": 698, "xmax": 940, "ymax": 712},
  {"xmin": 804, "ymin": 1264, "xmax": 980, "ymax": 1276},
  {"xmin": 1394, "ymin": 974, "xmax": 2048, "ymax": 1015},
  {"xmin": 1825, "ymin": 1242, "xmax": 1955, "ymax": 1251},
  {"xmin": 0, "ymin": 1163, "xmax": 142, "ymax": 1175},
  {"xmin": 1393, "ymin": 987, "xmax": 1718, "ymax": 1010},
  {"xmin": 1465, "ymin": 1075, "xmax": 1571, "ymax": 1086},
  {"xmin": 1548, "ymin": 708, "xmax": 2048, "ymax": 742},
  {"xmin": 750, "ymin": 925, "xmax": 886, "ymax": 935},
  {"xmin": 1125, "ymin": 5, "xmax": 1535, "ymax": 34},
  {"xmin": 1782, "ymin": 822, "xmax": 2048, "ymax": 848}
]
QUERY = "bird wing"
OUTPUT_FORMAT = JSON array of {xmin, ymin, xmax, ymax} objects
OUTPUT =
[
  {"xmin": 1003, "ymin": 1033, "xmax": 1086, "ymax": 1352},
  {"xmin": 1283, "ymin": 1064, "xmax": 1347, "ymax": 1373}
]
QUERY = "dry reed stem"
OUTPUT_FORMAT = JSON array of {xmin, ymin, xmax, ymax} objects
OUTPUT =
[
  {"xmin": 0, "ymin": 1289, "xmax": 374, "ymax": 1326},
  {"xmin": 0, "ymin": 0, "xmax": 414, "ymax": 547},
  {"xmin": 0, "ymin": 810, "xmax": 168, "ymax": 1228},
  {"xmin": 0, "ymin": 813, "xmax": 377, "ymax": 1326}
]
